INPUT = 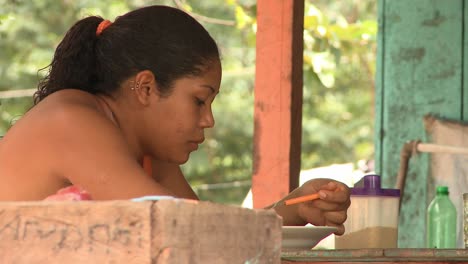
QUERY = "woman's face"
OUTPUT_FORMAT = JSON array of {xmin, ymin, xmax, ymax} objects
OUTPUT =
[{"xmin": 146, "ymin": 60, "xmax": 222, "ymax": 164}]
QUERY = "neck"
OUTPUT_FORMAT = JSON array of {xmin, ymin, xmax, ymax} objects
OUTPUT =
[{"xmin": 95, "ymin": 94, "xmax": 144, "ymax": 161}]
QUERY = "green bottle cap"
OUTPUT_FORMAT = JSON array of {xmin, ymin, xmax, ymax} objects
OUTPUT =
[{"xmin": 436, "ymin": 186, "xmax": 449, "ymax": 195}]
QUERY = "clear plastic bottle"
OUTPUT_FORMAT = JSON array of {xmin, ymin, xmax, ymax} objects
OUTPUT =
[{"xmin": 426, "ymin": 186, "xmax": 457, "ymax": 248}]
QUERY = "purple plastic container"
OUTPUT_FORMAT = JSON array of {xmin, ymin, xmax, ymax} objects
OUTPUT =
[
  {"xmin": 335, "ymin": 174, "xmax": 401, "ymax": 249},
  {"xmin": 351, "ymin": 174, "xmax": 400, "ymax": 197}
]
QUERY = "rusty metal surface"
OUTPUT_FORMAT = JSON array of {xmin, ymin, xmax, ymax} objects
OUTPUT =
[
  {"xmin": 281, "ymin": 249, "xmax": 468, "ymax": 262},
  {"xmin": 282, "ymin": 261, "xmax": 465, "ymax": 264}
]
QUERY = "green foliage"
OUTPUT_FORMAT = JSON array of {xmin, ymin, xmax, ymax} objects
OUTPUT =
[
  {"xmin": 301, "ymin": 0, "xmax": 377, "ymax": 168},
  {"xmin": 0, "ymin": 0, "xmax": 139, "ymax": 131},
  {"xmin": 0, "ymin": 0, "xmax": 376, "ymax": 205}
]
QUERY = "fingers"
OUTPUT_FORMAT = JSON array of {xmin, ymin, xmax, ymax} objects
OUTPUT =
[
  {"xmin": 327, "ymin": 222, "xmax": 345, "ymax": 236},
  {"xmin": 298, "ymin": 209, "xmax": 325, "ymax": 227},
  {"xmin": 317, "ymin": 211, "xmax": 347, "ymax": 235},
  {"xmin": 292, "ymin": 179, "xmax": 351, "ymax": 233},
  {"xmin": 305, "ymin": 199, "xmax": 340, "ymax": 211},
  {"xmin": 324, "ymin": 210, "xmax": 347, "ymax": 225},
  {"xmin": 319, "ymin": 181, "xmax": 339, "ymax": 191},
  {"xmin": 299, "ymin": 205, "xmax": 348, "ymax": 224},
  {"xmin": 312, "ymin": 192, "xmax": 350, "ymax": 212},
  {"xmin": 298, "ymin": 209, "xmax": 347, "ymax": 235},
  {"xmin": 317, "ymin": 182, "xmax": 350, "ymax": 208},
  {"xmin": 318, "ymin": 189, "xmax": 349, "ymax": 204}
]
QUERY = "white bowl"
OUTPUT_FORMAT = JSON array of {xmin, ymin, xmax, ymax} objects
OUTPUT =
[{"xmin": 282, "ymin": 226, "xmax": 337, "ymax": 250}]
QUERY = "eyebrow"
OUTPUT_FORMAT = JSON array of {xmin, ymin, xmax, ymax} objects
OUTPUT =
[{"xmin": 201, "ymin": 84, "xmax": 218, "ymax": 94}]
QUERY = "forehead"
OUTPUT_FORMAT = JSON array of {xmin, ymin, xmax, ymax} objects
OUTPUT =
[
  {"xmin": 169, "ymin": 61, "xmax": 222, "ymax": 93},
  {"xmin": 201, "ymin": 59, "xmax": 222, "ymax": 83},
  {"xmin": 189, "ymin": 59, "xmax": 222, "ymax": 86}
]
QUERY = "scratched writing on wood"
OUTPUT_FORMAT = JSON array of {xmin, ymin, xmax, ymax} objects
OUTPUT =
[{"xmin": 0, "ymin": 207, "xmax": 147, "ymax": 255}]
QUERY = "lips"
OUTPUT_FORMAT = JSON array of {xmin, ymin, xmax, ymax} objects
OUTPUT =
[
  {"xmin": 190, "ymin": 138, "xmax": 205, "ymax": 145},
  {"xmin": 188, "ymin": 139, "xmax": 204, "ymax": 151}
]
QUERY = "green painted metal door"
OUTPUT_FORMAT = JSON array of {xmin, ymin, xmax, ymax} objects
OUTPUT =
[{"xmin": 376, "ymin": 0, "xmax": 465, "ymax": 248}]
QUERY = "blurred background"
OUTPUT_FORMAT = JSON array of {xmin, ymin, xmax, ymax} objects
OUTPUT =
[{"xmin": 0, "ymin": 0, "xmax": 377, "ymax": 205}]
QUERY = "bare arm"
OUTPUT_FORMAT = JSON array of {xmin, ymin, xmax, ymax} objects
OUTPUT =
[{"xmin": 151, "ymin": 159, "xmax": 199, "ymax": 200}]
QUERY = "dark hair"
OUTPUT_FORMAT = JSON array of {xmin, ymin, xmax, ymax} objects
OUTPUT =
[{"xmin": 34, "ymin": 5, "xmax": 219, "ymax": 104}]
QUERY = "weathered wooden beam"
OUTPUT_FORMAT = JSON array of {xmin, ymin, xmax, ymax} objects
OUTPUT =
[
  {"xmin": 252, "ymin": 0, "xmax": 304, "ymax": 209},
  {"xmin": 0, "ymin": 200, "xmax": 282, "ymax": 263},
  {"xmin": 281, "ymin": 248, "xmax": 468, "ymax": 263}
]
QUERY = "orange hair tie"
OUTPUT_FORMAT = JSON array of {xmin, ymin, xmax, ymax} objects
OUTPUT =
[{"xmin": 96, "ymin": 20, "xmax": 112, "ymax": 36}]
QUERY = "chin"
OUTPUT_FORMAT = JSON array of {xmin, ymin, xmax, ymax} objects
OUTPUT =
[
  {"xmin": 170, "ymin": 153, "xmax": 190, "ymax": 165},
  {"xmin": 177, "ymin": 157, "xmax": 190, "ymax": 164}
]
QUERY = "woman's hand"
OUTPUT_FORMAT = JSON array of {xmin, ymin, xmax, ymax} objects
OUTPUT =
[{"xmin": 271, "ymin": 178, "xmax": 351, "ymax": 235}]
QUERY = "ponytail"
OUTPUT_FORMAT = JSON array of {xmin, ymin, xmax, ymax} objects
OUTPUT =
[
  {"xmin": 34, "ymin": 6, "xmax": 220, "ymax": 105},
  {"xmin": 34, "ymin": 16, "xmax": 104, "ymax": 104}
]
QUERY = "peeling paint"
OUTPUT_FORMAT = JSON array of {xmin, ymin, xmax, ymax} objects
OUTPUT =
[
  {"xmin": 386, "ymin": 13, "xmax": 402, "ymax": 23},
  {"xmin": 256, "ymin": 101, "xmax": 265, "ymax": 112},
  {"xmin": 422, "ymin": 11, "xmax": 446, "ymax": 27},
  {"xmin": 252, "ymin": 117, "xmax": 261, "ymax": 176},
  {"xmin": 425, "ymin": 98, "xmax": 446, "ymax": 105},
  {"xmin": 394, "ymin": 47, "xmax": 426, "ymax": 62},
  {"xmin": 429, "ymin": 68, "xmax": 456, "ymax": 79}
]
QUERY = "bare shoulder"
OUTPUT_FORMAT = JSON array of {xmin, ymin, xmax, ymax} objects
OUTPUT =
[
  {"xmin": 13, "ymin": 90, "xmax": 121, "ymax": 156},
  {"xmin": 0, "ymin": 90, "xmax": 113, "ymax": 199},
  {"xmin": 0, "ymin": 90, "xmax": 173, "ymax": 200},
  {"xmin": 34, "ymin": 90, "xmax": 127, "ymax": 152}
]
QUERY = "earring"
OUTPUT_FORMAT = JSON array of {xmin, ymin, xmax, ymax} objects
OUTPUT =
[{"xmin": 130, "ymin": 80, "xmax": 140, "ymax": 90}]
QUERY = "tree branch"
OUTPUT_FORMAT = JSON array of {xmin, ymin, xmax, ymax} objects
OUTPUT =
[{"xmin": 173, "ymin": 0, "xmax": 236, "ymax": 26}]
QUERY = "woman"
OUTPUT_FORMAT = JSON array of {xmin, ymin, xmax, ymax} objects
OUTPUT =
[{"xmin": 0, "ymin": 5, "xmax": 350, "ymax": 234}]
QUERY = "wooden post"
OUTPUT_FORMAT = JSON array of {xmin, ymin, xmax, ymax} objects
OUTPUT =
[{"xmin": 252, "ymin": 0, "xmax": 304, "ymax": 208}]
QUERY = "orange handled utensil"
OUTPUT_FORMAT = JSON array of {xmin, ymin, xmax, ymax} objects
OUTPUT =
[{"xmin": 284, "ymin": 193, "xmax": 320, "ymax": 205}]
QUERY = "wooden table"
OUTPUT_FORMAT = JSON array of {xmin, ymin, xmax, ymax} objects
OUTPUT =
[
  {"xmin": 281, "ymin": 249, "xmax": 468, "ymax": 263},
  {"xmin": 0, "ymin": 200, "xmax": 282, "ymax": 263}
]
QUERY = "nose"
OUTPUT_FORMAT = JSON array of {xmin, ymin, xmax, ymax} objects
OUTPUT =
[{"xmin": 200, "ymin": 106, "xmax": 215, "ymax": 128}]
